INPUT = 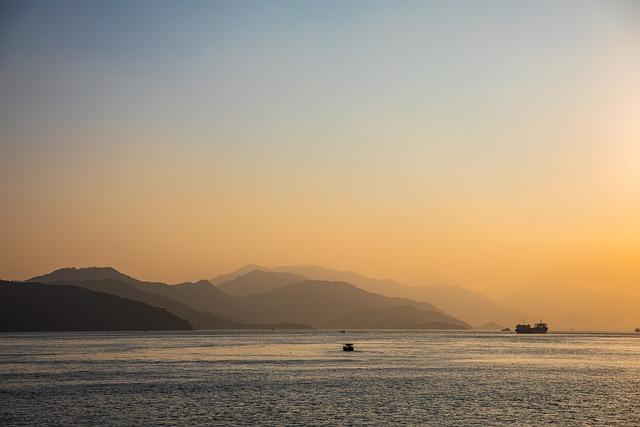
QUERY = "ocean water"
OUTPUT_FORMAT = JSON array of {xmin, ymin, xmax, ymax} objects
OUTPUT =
[{"xmin": 1, "ymin": 331, "xmax": 639, "ymax": 426}]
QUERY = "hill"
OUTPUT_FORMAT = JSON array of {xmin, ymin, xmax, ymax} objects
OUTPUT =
[
  {"xmin": 218, "ymin": 270, "xmax": 307, "ymax": 296},
  {"xmin": 272, "ymin": 264, "xmax": 402, "ymax": 295},
  {"xmin": 274, "ymin": 265, "xmax": 523, "ymax": 327},
  {"xmin": 210, "ymin": 264, "xmax": 270, "ymax": 285},
  {"xmin": 29, "ymin": 267, "xmax": 235, "ymax": 325},
  {"xmin": 224, "ymin": 280, "xmax": 470, "ymax": 329},
  {"xmin": 327, "ymin": 305, "xmax": 469, "ymax": 329},
  {"xmin": 140, "ymin": 275, "xmax": 468, "ymax": 329},
  {"xmin": 140, "ymin": 280, "xmax": 235, "ymax": 314},
  {"xmin": 216, "ymin": 264, "xmax": 522, "ymax": 327},
  {"xmin": 31, "ymin": 275, "xmax": 310, "ymax": 330},
  {"xmin": 31, "ymin": 267, "xmax": 141, "ymax": 286},
  {"xmin": 0, "ymin": 281, "xmax": 192, "ymax": 332},
  {"xmin": 403, "ymin": 283, "xmax": 523, "ymax": 328},
  {"xmin": 40, "ymin": 279, "xmax": 235, "ymax": 329},
  {"xmin": 28, "ymin": 266, "xmax": 469, "ymax": 330}
]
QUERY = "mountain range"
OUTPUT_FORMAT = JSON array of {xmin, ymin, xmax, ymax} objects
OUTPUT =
[
  {"xmin": 5, "ymin": 265, "xmax": 637, "ymax": 331},
  {"xmin": 28, "ymin": 270, "xmax": 308, "ymax": 330},
  {"xmin": 218, "ymin": 270, "xmax": 308, "ymax": 296},
  {"xmin": 36, "ymin": 278, "xmax": 236, "ymax": 329},
  {"xmin": 0, "ymin": 281, "xmax": 191, "ymax": 332},
  {"xmin": 9, "ymin": 264, "xmax": 636, "ymax": 331},
  {"xmin": 212, "ymin": 264, "xmax": 523, "ymax": 327},
  {"xmin": 211, "ymin": 265, "xmax": 640, "ymax": 331},
  {"xmin": 21, "ymin": 266, "xmax": 470, "ymax": 331}
]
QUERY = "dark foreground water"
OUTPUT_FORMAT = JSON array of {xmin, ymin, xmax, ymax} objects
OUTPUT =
[{"xmin": 1, "ymin": 331, "xmax": 640, "ymax": 426}]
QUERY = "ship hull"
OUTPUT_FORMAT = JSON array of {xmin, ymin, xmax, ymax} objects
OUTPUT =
[{"xmin": 515, "ymin": 326, "xmax": 548, "ymax": 334}]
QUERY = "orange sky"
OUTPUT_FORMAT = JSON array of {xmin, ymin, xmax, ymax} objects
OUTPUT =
[{"xmin": 1, "ymin": 1, "xmax": 639, "ymax": 298}]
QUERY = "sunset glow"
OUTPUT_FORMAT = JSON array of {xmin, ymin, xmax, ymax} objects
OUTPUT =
[{"xmin": 1, "ymin": 0, "xmax": 639, "ymax": 300}]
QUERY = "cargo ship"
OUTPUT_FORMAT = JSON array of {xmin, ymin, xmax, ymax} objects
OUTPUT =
[{"xmin": 515, "ymin": 322, "xmax": 548, "ymax": 334}]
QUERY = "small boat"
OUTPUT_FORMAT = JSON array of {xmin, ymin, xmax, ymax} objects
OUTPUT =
[
  {"xmin": 339, "ymin": 330, "xmax": 346, "ymax": 333},
  {"xmin": 635, "ymin": 328, "xmax": 640, "ymax": 333},
  {"xmin": 343, "ymin": 343, "xmax": 354, "ymax": 352}
]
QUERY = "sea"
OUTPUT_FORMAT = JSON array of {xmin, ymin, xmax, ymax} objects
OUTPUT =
[{"xmin": 1, "ymin": 330, "xmax": 639, "ymax": 426}]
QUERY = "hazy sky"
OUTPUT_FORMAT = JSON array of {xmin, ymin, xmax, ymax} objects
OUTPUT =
[{"xmin": 1, "ymin": 0, "xmax": 639, "ymax": 297}]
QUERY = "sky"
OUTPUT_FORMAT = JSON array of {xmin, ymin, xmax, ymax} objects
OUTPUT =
[{"xmin": 1, "ymin": 0, "xmax": 639, "ymax": 298}]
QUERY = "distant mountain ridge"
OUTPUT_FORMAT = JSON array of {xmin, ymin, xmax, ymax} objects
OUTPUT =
[
  {"xmin": 31, "ymin": 266, "xmax": 141, "ymax": 286},
  {"xmin": 209, "ymin": 264, "xmax": 269, "ymax": 286},
  {"xmin": 20, "ymin": 265, "xmax": 640, "ymax": 332},
  {"xmin": 213, "ymin": 264, "xmax": 522, "ymax": 327},
  {"xmin": 145, "ymin": 276, "xmax": 469, "ymax": 329},
  {"xmin": 0, "ymin": 281, "xmax": 191, "ymax": 332},
  {"xmin": 27, "ymin": 266, "xmax": 470, "ymax": 330},
  {"xmin": 28, "ymin": 269, "xmax": 310, "ymax": 330},
  {"xmin": 327, "ymin": 305, "xmax": 468, "ymax": 330},
  {"xmin": 216, "ymin": 280, "xmax": 468, "ymax": 328},
  {"xmin": 218, "ymin": 270, "xmax": 308, "ymax": 296},
  {"xmin": 39, "ymin": 278, "xmax": 236, "ymax": 329}
]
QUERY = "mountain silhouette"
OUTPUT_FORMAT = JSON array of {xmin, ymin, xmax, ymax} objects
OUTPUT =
[
  {"xmin": 31, "ymin": 267, "xmax": 141, "ymax": 285},
  {"xmin": 38, "ymin": 278, "xmax": 235, "ymax": 329},
  {"xmin": 214, "ymin": 264, "xmax": 521, "ymax": 327},
  {"xmin": 147, "ymin": 276, "xmax": 468, "ymax": 328},
  {"xmin": 327, "ymin": 305, "xmax": 469, "ymax": 329},
  {"xmin": 218, "ymin": 280, "xmax": 470, "ymax": 328},
  {"xmin": 0, "ymin": 281, "xmax": 191, "ymax": 332},
  {"xmin": 274, "ymin": 265, "xmax": 522, "ymax": 326},
  {"xmin": 210, "ymin": 264, "xmax": 269, "ymax": 285},
  {"xmin": 402, "ymin": 283, "xmax": 523, "ymax": 328},
  {"xmin": 30, "ymin": 267, "xmax": 233, "ymax": 319},
  {"xmin": 28, "ymin": 266, "xmax": 470, "ymax": 329},
  {"xmin": 218, "ymin": 270, "xmax": 307, "ymax": 296},
  {"xmin": 140, "ymin": 280, "xmax": 234, "ymax": 314},
  {"xmin": 29, "ymin": 274, "xmax": 310, "ymax": 330}
]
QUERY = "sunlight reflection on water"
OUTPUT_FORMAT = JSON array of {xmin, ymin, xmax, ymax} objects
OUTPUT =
[{"xmin": 1, "ymin": 331, "xmax": 640, "ymax": 425}]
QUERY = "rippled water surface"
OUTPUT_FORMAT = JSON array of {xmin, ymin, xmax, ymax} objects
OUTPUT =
[{"xmin": 2, "ymin": 331, "xmax": 640, "ymax": 425}]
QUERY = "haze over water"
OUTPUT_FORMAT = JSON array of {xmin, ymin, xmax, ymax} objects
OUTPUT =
[{"xmin": 2, "ymin": 331, "xmax": 640, "ymax": 425}]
